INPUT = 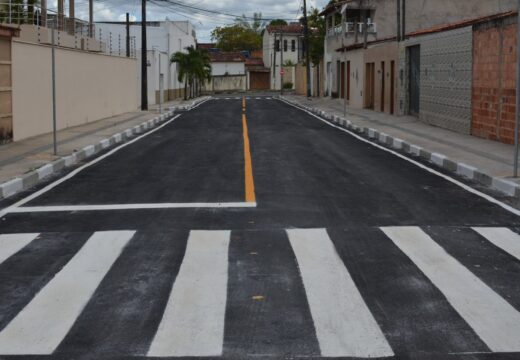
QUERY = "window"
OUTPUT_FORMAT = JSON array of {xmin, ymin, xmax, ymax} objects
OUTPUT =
[
  {"xmin": 291, "ymin": 39, "xmax": 296, "ymax": 52},
  {"xmin": 275, "ymin": 39, "xmax": 280, "ymax": 52},
  {"xmin": 284, "ymin": 39, "xmax": 288, "ymax": 52}
]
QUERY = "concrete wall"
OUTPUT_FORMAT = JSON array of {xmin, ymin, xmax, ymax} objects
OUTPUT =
[
  {"xmin": 204, "ymin": 75, "xmax": 247, "ymax": 93},
  {"xmin": 398, "ymin": 27, "xmax": 473, "ymax": 134},
  {"xmin": 212, "ymin": 62, "xmax": 245, "ymax": 76},
  {"xmin": 472, "ymin": 16, "xmax": 517, "ymax": 144},
  {"xmin": 364, "ymin": 42, "xmax": 398, "ymax": 114},
  {"xmin": 295, "ymin": 61, "xmax": 325, "ymax": 97},
  {"xmin": 12, "ymin": 40, "xmax": 139, "ymax": 141},
  {"xmin": 0, "ymin": 36, "xmax": 13, "ymax": 143},
  {"xmin": 96, "ymin": 21, "xmax": 197, "ymax": 102}
]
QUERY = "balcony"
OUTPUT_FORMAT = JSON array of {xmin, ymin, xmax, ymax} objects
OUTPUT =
[{"xmin": 326, "ymin": 21, "xmax": 377, "ymax": 37}]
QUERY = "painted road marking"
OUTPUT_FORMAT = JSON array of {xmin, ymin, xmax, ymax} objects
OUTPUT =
[
  {"xmin": 382, "ymin": 226, "xmax": 520, "ymax": 352},
  {"xmin": 287, "ymin": 228, "xmax": 394, "ymax": 358},
  {"xmin": 472, "ymin": 227, "xmax": 520, "ymax": 261},
  {"xmin": 148, "ymin": 230, "xmax": 230, "ymax": 357},
  {"xmin": 7, "ymin": 202, "xmax": 257, "ymax": 213},
  {"xmin": 0, "ymin": 233, "xmax": 39, "ymax": 265},
  {"xmin": 242, "ymin": 99, "xmax": 256, "ymax": 203},
  {"xmin": 0, "ymin": 231, "xmax": 134, "ymax": 355}
]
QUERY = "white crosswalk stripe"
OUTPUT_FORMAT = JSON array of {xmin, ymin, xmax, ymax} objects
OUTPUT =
[
  {"xmin": 0, "ymin": 230, "xmax": 135, "ymax": 355},
  {"xmin": 0, "ymin": 233, "xmax": 39, "ymax": 265},
  {"xmin": 287, "ymin": 228, "xmax": 394, "ymax": 358},
  {"xmin": 381, "ymin": 226, "xmax": 520, "ymax": 352},
  {"xmin": 0, "ymin": 227, "xmax": 519, "ymax": 357},
  {"xmin": 148, "ymin": 230, "xmax": 230, "ymax": 357},
  {"xmin": 472, "ymin": 227, "xmax": 520, "ymax": 261}
]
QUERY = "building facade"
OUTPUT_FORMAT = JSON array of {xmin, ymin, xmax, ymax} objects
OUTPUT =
[
  {"xmin": 263, "ymin": 24, "xmax": 304, "ymax": 90},
  {"xmin": 203, "ymin": 52, "xmax": 247, "ymax": 93},
  {"xmin": 96, "ymin": 20, "xmax": 197, "ymax": 104}
]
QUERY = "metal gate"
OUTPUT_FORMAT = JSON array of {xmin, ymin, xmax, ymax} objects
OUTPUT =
[{"xmin": 408, "ymin": 45, "xmax": 420, "ymax": 116}]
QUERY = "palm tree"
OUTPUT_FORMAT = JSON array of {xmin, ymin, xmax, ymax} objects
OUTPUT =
[{"xmin": 171, "ymin": 46, "xmax": 212, "ymax": 100}]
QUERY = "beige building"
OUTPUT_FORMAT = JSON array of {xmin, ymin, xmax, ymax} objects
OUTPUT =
[{"xmin": 0, "ymin": 25, "xmax": 20, "ymax": 143}]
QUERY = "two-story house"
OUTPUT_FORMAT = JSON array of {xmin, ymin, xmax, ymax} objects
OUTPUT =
[
  {"xmin": 321, "ymin": 0, "xmax": 517, "ymax": 116},
  {"xmin": 263, "ymin": 24, "xmax": 304, "ymax": 90}
]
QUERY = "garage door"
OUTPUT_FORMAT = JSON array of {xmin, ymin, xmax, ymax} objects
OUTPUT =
[{"xmin": 250, "ymin": 72, "xmax": 270, "ymax": 90}]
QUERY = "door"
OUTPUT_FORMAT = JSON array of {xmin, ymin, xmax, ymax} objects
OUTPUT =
[
  {"xmin": 250, "ymin": 72, "xmax": 270, "ymax": 90},
  {"xmin": 380, "ymin": 61, "xmax": 385, "ymax": 112},
  {"xmin": 390, "ymin": 60, "xmax": 395, "ymax": 114},
  {"xmin": 365, "ymin": 62, "xmax": 375, "ymax": 109},
  {"xmin": 340, "ymin": 62, "xmax": 345, "ymax": 99},
  {"xmin": 347, "ymin": 61, "xmax": 351, "ymax": 101},
  {"xmin": 408, "ymin": 45, "xmax": 420, "ymax": 116}
]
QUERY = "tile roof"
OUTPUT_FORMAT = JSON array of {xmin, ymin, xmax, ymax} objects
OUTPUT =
[
  {"xmin": 266, "ymin": 24, "xmax": 303, "ymax": 34},
  {"xmin": 209, "ymin": 51, "xmax": 246, "ymax": 63}
]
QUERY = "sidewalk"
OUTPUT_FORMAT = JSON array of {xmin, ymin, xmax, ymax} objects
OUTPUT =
[
  {"xmin": 0, "ymin": 98, "xmax": 197, "ymax": 185},
  {"xmin": 284, "ymin": 94, "xmax": 520, "ymax": 196}
]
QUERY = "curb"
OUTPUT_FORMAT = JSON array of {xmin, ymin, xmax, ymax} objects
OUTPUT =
[
  {"xmin": 0, "ymin": 96, "xmax": 210, "ymax": 201},
  {"xmin": 281, "ymin": 96, "xmax": 520, "ymax": 199}
]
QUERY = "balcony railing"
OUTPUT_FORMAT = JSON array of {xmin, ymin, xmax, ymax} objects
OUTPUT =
[{"xmin": 327, "ymin": 21, "xmax": 377, "ymax": 37}]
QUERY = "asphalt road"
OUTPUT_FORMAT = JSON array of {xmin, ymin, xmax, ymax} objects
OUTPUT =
[{"xmin": 0, "ymin": 96, "xmax": 520, "ymax": 360}]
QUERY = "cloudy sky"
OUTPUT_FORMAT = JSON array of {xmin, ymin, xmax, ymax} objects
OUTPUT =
[{"xmin": 50, "ymin": 0, "xmax": 329, "ymax": 41}]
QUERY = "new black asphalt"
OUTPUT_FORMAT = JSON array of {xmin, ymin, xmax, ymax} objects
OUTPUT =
[{"xmin": 0, "ymin": 97, "xmax": 519, "ymax": 360}]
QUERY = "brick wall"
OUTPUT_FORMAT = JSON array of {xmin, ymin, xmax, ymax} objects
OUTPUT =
[{"xmin": 472, "ymin": 17, "xmax": 517, "ymax": 144}]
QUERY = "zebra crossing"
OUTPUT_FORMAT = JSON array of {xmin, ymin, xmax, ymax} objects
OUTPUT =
[{"xmin": 0, "ymin": 226, "xmax": 519, "ymax": 358}]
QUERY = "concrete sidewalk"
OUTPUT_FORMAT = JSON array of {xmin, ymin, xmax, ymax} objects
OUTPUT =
[
  {"xmin": 0, "ymin": 98, "xmax": 197, "ymax": 185},
  {"xmin": 284, "ymin": 94, "xmax": 520, "ymax": 197}
]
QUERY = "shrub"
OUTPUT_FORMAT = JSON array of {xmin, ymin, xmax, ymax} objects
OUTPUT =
[{"xmin": 283, "ymin": 82, "xmax": 293, "ymax": 89}]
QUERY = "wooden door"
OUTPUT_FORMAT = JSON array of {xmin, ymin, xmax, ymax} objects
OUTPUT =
[{"xmin": 365, "ymin": 62, "xmax": 375, "ymax": 109}]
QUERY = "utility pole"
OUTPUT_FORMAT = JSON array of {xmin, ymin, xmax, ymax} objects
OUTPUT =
[
  {"xmin": 280, "ymin": 31, "xmax": 284, "ymax": 95},
  {"xmin": 303, "ymin": 0, "xmax": 311, "ymax": 98},
  {"xmin": 126, "ymin": 13, "xmax": 130, "ymax": 58},
  {"xmin": 51, "ymin": 18, "xmax": 57, "ymax": 155},
  {"xmin": 273, "ymin": 32, "xmax": 277, "ymax": 90},
  {"xmin": 514, "ymin": 0, "xmax": 520, "ymax": 176},
  {"xmin": 141, "ymin": 0, "xmax": 148, "ymax": 110}
]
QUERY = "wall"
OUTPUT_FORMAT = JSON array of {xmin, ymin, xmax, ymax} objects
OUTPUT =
[
  {"xmin": 96, "ymin": 21, "xmax": 197, "ymax": 101},
  {"xmin": 212, "ymin": 62, "xmax": 245, "ymax": 76},
  {"xmin": 398, "ymin": 27, "xmax": 473, "ymax": 134},
  {"xmin": 0, "ymin": 36, "xmax": 13, "ymax": 143},
  {"xmin": 12, "ymin": 40, "xmax": 139, "ymax": 141},
  {"xmin": 345, "ymin": 49, "xmax": 365, "ymax": 109},
  {"xmin": 204, "ymin": 76, "xmax": 247, "ymax": 93},
  {"xmin": 263, "ymin": 31, "xmax": 302, "ymax": 90},
  {"xmin": 295, "ymin": 61, "xmax": 325, "ymax": 96},
  {"xmin": 364, "ymin": 42, "xmax": 398, "ymax": 114},
  {"xmin": 472, "ymin": 16, "xmax": 517, "ymax": 144}
]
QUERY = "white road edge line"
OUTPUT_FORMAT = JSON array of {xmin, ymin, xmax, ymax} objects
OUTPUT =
[
  {"xmin": 0, "ymin": 98, "xmax": 213, "ymax": 218},
  {"xmin": 279, "ymin": 98, "xmax": 520, "ymax": 217},
  {"xmin": 8, "ymin": 202, "xmax": 257, "ymax": 213},
  {"xmin": 287, "ymin": 228, "xmax": 394, "ymax": 358},
  {"xmin": 0, "ymin": 230, "xmax": 135, "ymax": 355},
  {"xmin": 0, "ymin": 233, "xmax": 40, "ymax": 265},
  {"xmin": 381, "ymin": 226, "xmax": 520, "ymax": 352},
  {"xmin": 148, "ymin": 230, "xmax": 230, "ymax": 357}
]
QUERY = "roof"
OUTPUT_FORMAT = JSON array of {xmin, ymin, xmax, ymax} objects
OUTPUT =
[
  {"xmin": 0, "ymin": 25, "xmax": 20, "ymax": 38},
  {"xmin": 407, "ymin": 11, "xmax": 517, "ymax": 38},
  {"xmin": 319, "ymin": 1, "xmax": 347, "ymax": 17},
  {"xmin": 245, "ymin": 57, "xmax": 269, "ymax": 72},
  {"xmin": 197, "ymin": 43, "xmax": 217, "ymax": 50},
  {"xmin": 209, "ymin": 51, "xmax": 246, "ymax": 63},
  {"xmin": 335, "ymin": 36, "xmax": 396, "ymax": 52},
  {"xmin": 266, "ymin": 24, "xmax": 303, "ymax": 34}
]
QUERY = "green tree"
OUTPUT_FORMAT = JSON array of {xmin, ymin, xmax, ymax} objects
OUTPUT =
[
  {"xmin": 306, "ymin": 7, "xmax": 325, "ymax": 67},
  {"xmin": 0, "ymin": 0, "xmax": 39, "ymax": 24},
  {"xmin": 211, "ymin": 24, "xmax": 261, "ymax": 52},
  {"xmin": 171, "ymin": 46, "xmax": 212, "ymax": 100},
  {"xmin": 269, "ymin": 19, "xmax": 288, "ymax": 26}
]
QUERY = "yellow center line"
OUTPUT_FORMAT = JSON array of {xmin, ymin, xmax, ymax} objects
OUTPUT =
[{"xmin": 242, "ymin": 98, "xmax": 256, "ymax": 203}]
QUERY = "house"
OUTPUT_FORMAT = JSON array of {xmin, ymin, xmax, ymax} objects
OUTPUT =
[
  {"xmin": 321, "ymin": 0, "xmax": 517, "ymax": 117},
  {"xmin": 96, "ymin": 20, "xmax": 197, "ymax": 104},
  {"xmin": 203, "ymin": 52, "xmax": 247, "ymax": 93},
  {"xmin": 246, "ymin": 55, "xmax": 270, "ymax": 91},
  {"xmin": 263, "ymin": 23, "xmax": 305, "ymax": 90}
]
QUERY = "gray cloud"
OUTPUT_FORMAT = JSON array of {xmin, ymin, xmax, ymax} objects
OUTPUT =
[{"xmin": 68, "ymin": 0, "xmax": 328, "ymax": 41}]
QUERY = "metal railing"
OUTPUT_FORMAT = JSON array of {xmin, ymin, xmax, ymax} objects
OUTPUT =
[
  {"xmin": 96, "ymin": 28, "xmax": 138, "ymax": 58},
  {"xmin": 326, "ymin": 22, "xmax": 377, "ymax": 37},
  {"xmin": 0, "ymin": 1, "xmax": 94, "ymax": 37}
]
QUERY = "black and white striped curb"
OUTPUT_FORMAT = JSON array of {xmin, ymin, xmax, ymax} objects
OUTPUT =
[
  {"xmin": 281, "ymin": 97, "xmax": 520, "ymax": 199},
  {"xmin": 0, "ymin": 97, "xmax": 210, "ymax": 201}
]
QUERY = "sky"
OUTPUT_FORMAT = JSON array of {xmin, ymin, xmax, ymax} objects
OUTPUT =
[{"xmin": 51, "ymin": 0, "xmax": 330, "ymax": 42}]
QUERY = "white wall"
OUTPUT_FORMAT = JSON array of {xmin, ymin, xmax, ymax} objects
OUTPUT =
[
  {"xmin": 95, "ymin": 21, "xmax": 196, "ymax": 98},
  {"xmin": 263, "ymin": 31, "xmax": 302, "ymax": 90},
  {"xmin": 211, "ymin": 62, "xmax": 245, "ymax": 76},
  {"xmin": 11, "ymin": 40, "xmax": 139, "ymax": 141}
]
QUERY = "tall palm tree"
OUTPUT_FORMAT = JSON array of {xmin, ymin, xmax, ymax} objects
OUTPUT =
[{"xmin": 171, "ymin": 46, "xmax": 212, "ymax": 100}]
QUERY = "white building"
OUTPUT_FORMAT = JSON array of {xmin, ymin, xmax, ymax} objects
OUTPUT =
[
  {"xmin": 263, "ymin": 23, "xmax": 304, "ymax": 90},
  {"xmin": 95, "ymin": 20, "xmax": 197, "ymax": 104},
  {"xmin": 203, "ymin": 52, "xmax": 247, "ymax": 93}
]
